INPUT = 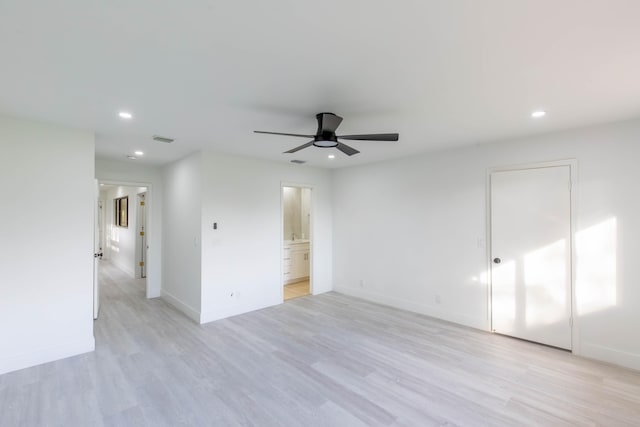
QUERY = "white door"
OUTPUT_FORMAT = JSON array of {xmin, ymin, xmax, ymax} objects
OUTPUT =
[
  {"xmin": 93, "ymin": 180, "xmax": 101, "ymax": 319},
  {"xmin": 491, "ymin": 166, "xmax": 572, "ymax": 349}
]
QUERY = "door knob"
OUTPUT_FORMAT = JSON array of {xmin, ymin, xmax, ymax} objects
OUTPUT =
[{"xmin": 493, "ymin": 257, "xmax": 501, "ymax": 264}]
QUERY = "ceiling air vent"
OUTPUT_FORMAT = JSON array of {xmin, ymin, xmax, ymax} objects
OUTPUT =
[
  {"xmin": 290, "ymin": 160, "xmax": 306, "ymax": 164},
  {"xmin": 152, "ymin": 135, "xmax": 174, "ymax": 143}
]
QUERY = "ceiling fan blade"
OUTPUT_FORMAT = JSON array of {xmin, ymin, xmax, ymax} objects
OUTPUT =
[
  {"xmin": 317, "ymin": 113, "xmax": 343, "ymax": 133},
  {"xmin": 336, "ymin": 142, "xmax": 360, "ymax": 156},
  {"xmin": 254, "ymin": 131, "xmax": 314, "ymax": 138},
  {"xmin": 338, "ymin": 133, "xmax": 399, "ymax": 141},
  {"xmin": 284, "ymin": 141, "xmax": 315, "ymax": 154}
]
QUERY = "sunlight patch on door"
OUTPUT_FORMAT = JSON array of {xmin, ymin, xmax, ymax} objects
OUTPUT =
[
  {"xmin": 524, "ymin": 239, "xmax": 567, "ymax": 327},
  {"xmin": 492, "ymin": 260, "xmax": 516, "ymax": 325}
]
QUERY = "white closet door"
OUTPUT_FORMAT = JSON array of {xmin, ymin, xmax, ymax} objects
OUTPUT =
[{"xmin": 491, "ymin": 166, "xmax": 572, "ymax": 349}]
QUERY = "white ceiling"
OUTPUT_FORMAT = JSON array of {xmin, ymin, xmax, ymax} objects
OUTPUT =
[{"xmin": 1, "ymin": 1, "xmax": 639, "ymax": 168}]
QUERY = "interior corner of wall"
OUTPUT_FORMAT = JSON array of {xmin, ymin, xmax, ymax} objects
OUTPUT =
[{"xmin": 160, "ymin": 290, "xmax": 201, "ymax": 324}]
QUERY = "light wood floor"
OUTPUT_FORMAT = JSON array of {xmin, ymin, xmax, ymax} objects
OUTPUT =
[
  {"xmin": 1, "ymin": 262, "xmax": 640, "ymax": 426},
  {"xmin": 284, "ymin": 279, "xmax": 310, "ymax": 301}
]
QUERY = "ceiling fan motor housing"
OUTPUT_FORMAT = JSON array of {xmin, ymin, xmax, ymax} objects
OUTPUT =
[
  {"xmin": 313, "ymin": 134, "xmax": 338, "ymax": 147},
  {"xmin": 313, "ymin": 113, "xmax": 340, "ymax": 147}
]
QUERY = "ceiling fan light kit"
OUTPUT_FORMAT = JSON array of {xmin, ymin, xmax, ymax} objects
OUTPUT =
[{"xmin": 254, "ymin": 112, "xmax": 399, "ymax": 156}]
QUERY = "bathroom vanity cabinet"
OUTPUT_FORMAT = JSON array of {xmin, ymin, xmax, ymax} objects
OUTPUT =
[{"xmin": 283, "ymin": 241, "xmax": 310, "ymax": 284}]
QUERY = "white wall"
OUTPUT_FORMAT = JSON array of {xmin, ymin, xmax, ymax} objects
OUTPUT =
[
  {"xmin": 102, "ymin": 185, "xmax": 146, "ymax": 277},
  {"xmin": 200, "ymin": 152, "xmax": 333, "ymax": 323},
  {"xmin": 283, "ymin": 186, "xmax": 300, "ymax": 240},
  {"xmin": 332, "ymin": 118, "xmax": 640, "ymax": 370},
  {"xmin": 161, "ymin": 153, "xmax": 203, "ymax": 322},
  {"xmin": 0, "ymin": 115, "xmax": 95, "ymax": 375},
  {"xmin": 301, "ymin": 187, "xmax": 311, "ymax": 239},
  {"xmin": 95, "ymin": 159, "xmax": 163, "ymax": 298}
]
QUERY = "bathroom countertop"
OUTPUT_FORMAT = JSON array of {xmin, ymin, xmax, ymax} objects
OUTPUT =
[{"xmin": 284, "ymin": 239, "xmax": 310, "ymax": 245}]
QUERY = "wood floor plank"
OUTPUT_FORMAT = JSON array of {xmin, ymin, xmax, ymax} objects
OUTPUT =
[
  {"xmin": 1, "ymin": 260, "xmax": 640, "ymax": 426},
  {"xmin": 284, "ymin": 280, "xmax": 310, "ymax": 300}
]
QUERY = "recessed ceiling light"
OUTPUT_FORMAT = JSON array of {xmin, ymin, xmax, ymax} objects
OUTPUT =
[
  {"xmin": 531, "ymin": 110, "xmax": 546, "ymax": 118},
  {"xmin": 134, "ymin": 150, "xmax": 144, "ymax": 156},
  {"xmin": 119, "ymin": 111, "xmax": 133, "ymax": 119},
  {"xmin": 127, "ymin": 155, "xmax": 137, "ymax": 160},
  {"xmin": 328, "ymin": 154, "xmax": 335, "ymax": 159}
]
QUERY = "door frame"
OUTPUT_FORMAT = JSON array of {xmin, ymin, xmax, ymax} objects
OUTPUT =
[
  {"xmin": 280, "ymin": 182, "xmax": 315, "ymax": 302},
  {"xmin": 98, "ymin": 179, "xmax": 155, "ymax": 299},
  {"xmin": 486, "ymin": 159, "xmax": 578, "ymax": 352},
  {"xmin": 135, "ymin": 191, "xmax": 147, "ymax": 279},
  {"xmin": 94, "ymin": 179, "xmax": 101, "ymax": 319}
]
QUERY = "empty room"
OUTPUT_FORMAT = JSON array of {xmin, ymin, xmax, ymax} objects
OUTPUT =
[{"xmin": 1, "ymin": 1, "xmax": 640, "ymax": 426}]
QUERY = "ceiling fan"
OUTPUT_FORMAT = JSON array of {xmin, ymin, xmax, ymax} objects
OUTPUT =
[{"xmin": 254, "ymin": 112, "xmax": 399, "ymax": 156}]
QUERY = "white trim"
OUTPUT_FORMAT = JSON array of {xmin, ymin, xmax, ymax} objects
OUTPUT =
[
  {"xmin": 0, "ymin": 335, "xmax": 95, "ymax": 376},
  {"xmin": 134, "ymin": 191, "xmax": 147, "ymax": 280},
  {"xmin": 161, "ymin": 290, "xmax": 201, "ymax": 323},
  {"xmin": 484, "ymin": 172, "xmax": 493, "ymax": 332},
  {"xmin": 580, "ymin": 342, "xmax": 640, "ymax": 371},
  {"xmin": 486, "ymin": 159, "xmax": 578, "ymax": 350},
  {"xmin": 94, "ymin": 179, "xmax": 100, "ymax": 320},
  {"xmin": 334, "ymin": 286, "xmax": 483, "ymax": 330},
  {"xmin": 200, "ymin": 298, "xmax": 280, "ymax": 325}
]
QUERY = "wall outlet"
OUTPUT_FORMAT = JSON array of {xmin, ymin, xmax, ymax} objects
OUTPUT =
[
  {"xmin": 359, "ymin": 279, "xmax": 365, "ymax": 288},
  {"xmin": 435, "ymin": 294, "xmax": 441, "ymax": 304}
]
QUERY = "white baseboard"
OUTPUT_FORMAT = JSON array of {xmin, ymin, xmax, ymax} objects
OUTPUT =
[
  {"xmin": 335, "ymin": 287, "xmax": 640, "ymax": 372},
  {"xmin": 580, "ymin": 342, "xmax": 640, "ymax": 371},
  {"xmin": 200, "ymin": 294, "xmax": 284, "ymax": 325},
  {"xmin": 0, "ymin": 335, "xmax": 95, "ymax": 376},
  {"xmin": 161, "ymin": 290, "xmax": 201, "ymax": 323},
  {"xmin": 200, "ymin": 308, "xmax": 241, "ymax": 324},
  {"xmin": 334, "ymin": 285, "xmax": 487, "ymax": 331}
]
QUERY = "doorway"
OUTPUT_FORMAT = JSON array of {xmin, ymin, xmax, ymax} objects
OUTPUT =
[
  {"xmin": 282, "ymin": 185, "xmax": 313, "ymax": 301},
  {"xmin": 490, "ymin": 163, "xmax": 573, "ymax": 350},
  {"xmin": 95, "ymin": 182, "xmax": 152, "ymax": 308}
]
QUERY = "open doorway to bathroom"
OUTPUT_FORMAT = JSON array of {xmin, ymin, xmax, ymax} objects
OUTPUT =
[{"xmin": 282, "ymin": 185, "xmax": 312, "ymax": 301}]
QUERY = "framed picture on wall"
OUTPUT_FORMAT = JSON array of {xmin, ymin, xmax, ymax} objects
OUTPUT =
[{"xmin": 115, "ymin": 196, "xmax": 128, "ymax": 227}]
